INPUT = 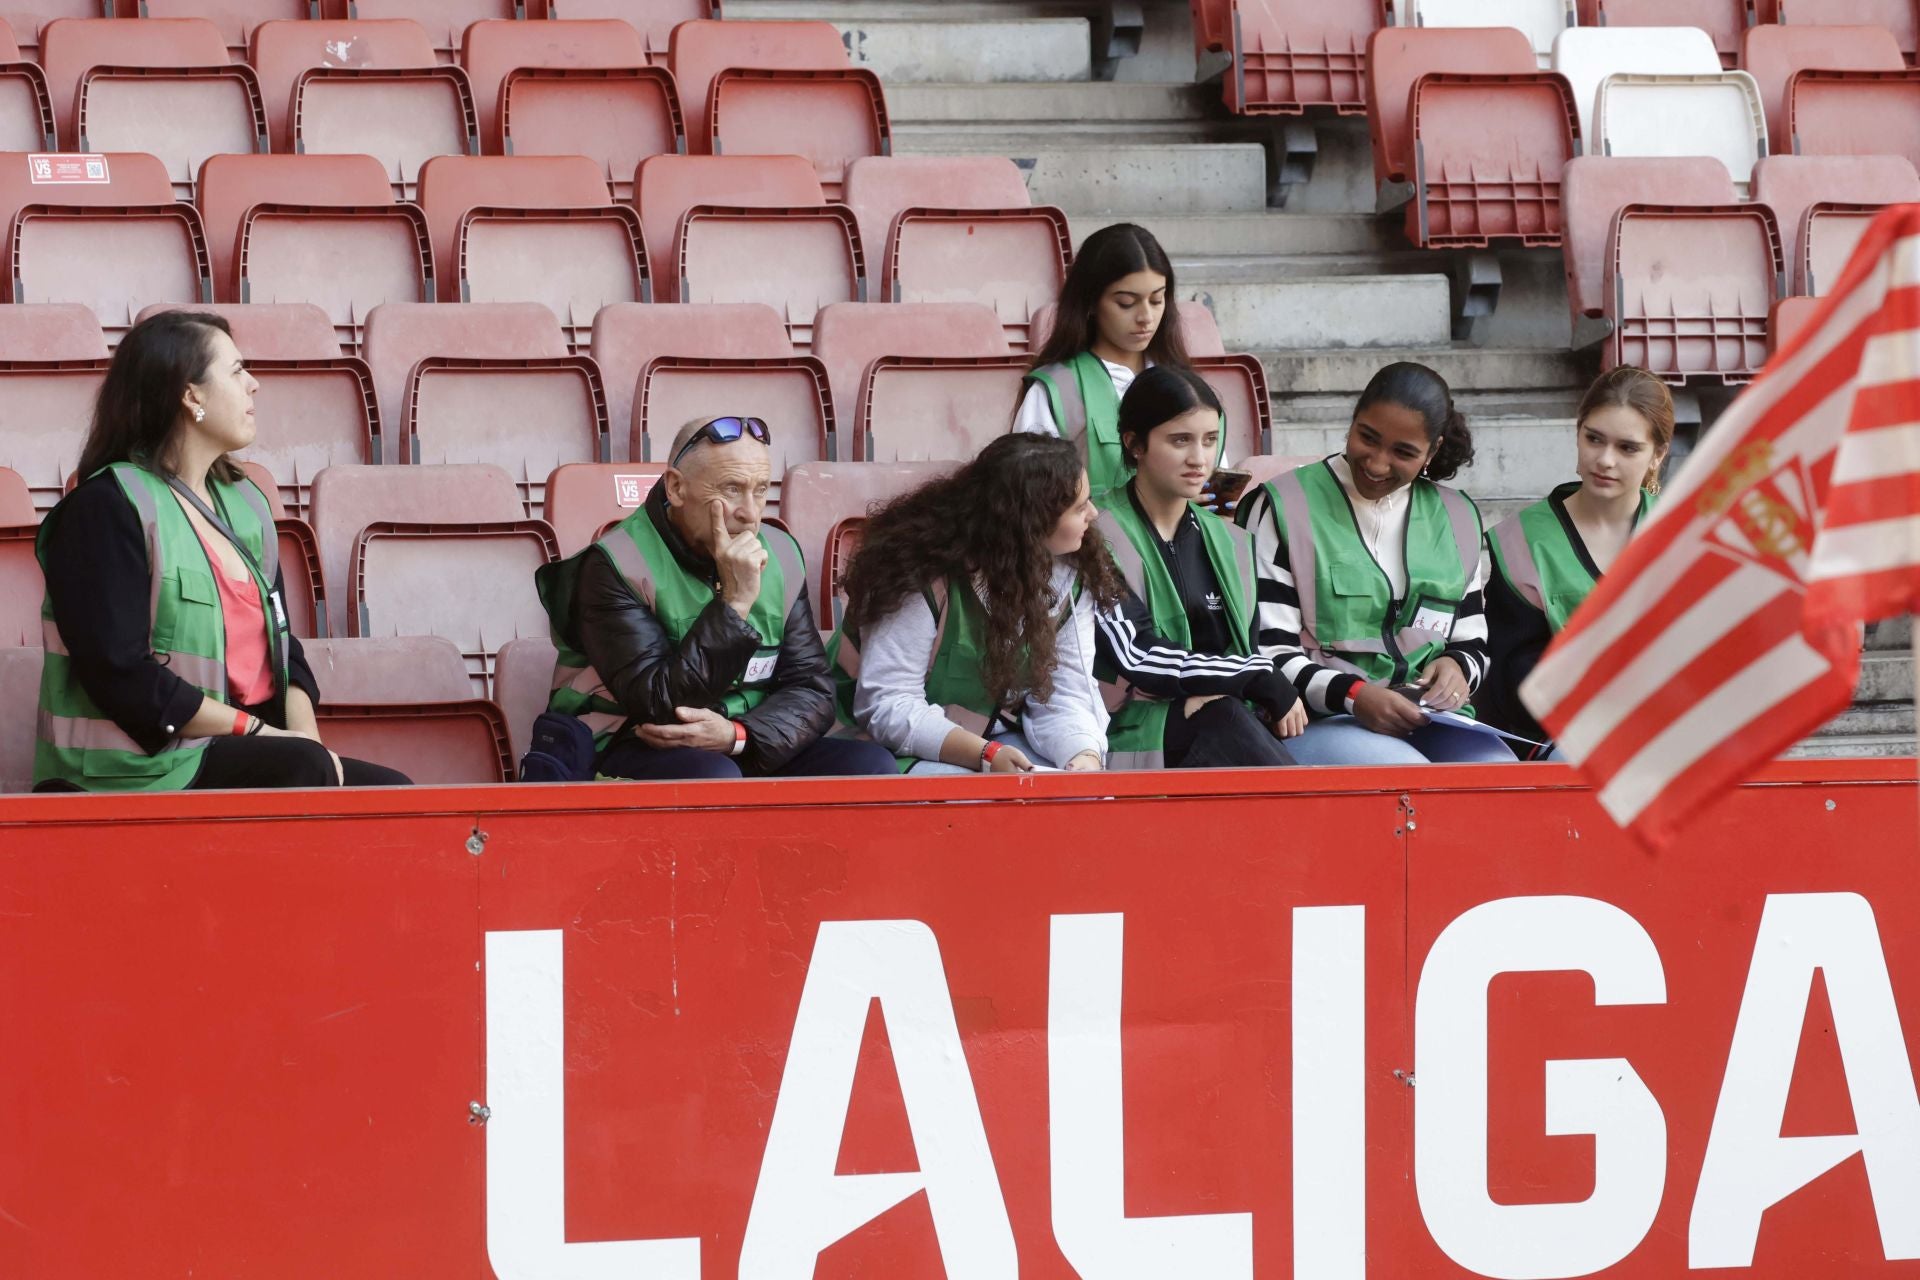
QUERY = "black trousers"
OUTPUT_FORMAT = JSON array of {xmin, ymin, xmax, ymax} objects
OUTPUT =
[
  {"xmin": 1164, "ymin": 696, "xmax": 1296, "ymax": 769},
  {"xmin": 189, "ymin": 734, "xmax": 413, "ymax": 789}
]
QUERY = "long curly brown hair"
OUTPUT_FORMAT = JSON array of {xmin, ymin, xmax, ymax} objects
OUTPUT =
[{"xmin": 842, "ymin": 433, "xmax": 1125, "ymax": 708}]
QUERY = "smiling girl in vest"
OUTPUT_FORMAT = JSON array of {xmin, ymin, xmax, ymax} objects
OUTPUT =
[
  {"xmin": 832, "ymin": 433, "xmax": 1124, "ymax": 774},
  {"xmin": 33, "ymin": 311, "xmax": 410, "ymax": 791},
  {"xmin": 1093, "ymin": 367, "xmax": 1303, "ymax": 770},
  {"xmin": 1235, "ymin": 362, "xmax": 1512, "ymax": 766},
  {"xmin": 1481, "ymin": 367, "xmax": 1673, "ymax": 752},
  {"xmin": 1014, "ymin": 223, "xmax": 1198, "ymax": 500}
]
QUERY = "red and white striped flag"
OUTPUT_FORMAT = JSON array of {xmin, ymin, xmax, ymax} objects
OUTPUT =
[{"xmin": 1522, "ymin": 204, "xmax": 1920, "ymax": 850}]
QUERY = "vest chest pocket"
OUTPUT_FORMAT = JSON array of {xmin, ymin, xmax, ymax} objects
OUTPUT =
[
  {"xmin": 154, "ymin": 568, "xmax": 219, "ymax": 652},
  {"xmin": 1329, "ymin": 560, "xmax": 1379, "ymax": 597},
  {"xmin": 1548, "ymin": 591, "xmax": 1586, "ymax": 625}
]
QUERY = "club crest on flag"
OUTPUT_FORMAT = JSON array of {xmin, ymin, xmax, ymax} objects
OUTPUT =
[{"xmin": 1697, "ymin": 442, "xmax": 1816, "ymax": 585}]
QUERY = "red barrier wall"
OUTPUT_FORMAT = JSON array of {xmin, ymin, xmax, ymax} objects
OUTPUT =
[{"xmin": 0, "ymin": 760, "xmax": 1914, "ymax": 1278}]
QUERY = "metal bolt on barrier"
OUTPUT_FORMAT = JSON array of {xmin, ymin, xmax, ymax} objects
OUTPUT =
[
  {"xmin": 466, "ymin": 828, "xmax": 488, "ymax": 856},
  {"xmin": 468, "ymin": 1101, "xmax": 491, "ymax": 1126},
  {"xmin": 1393, "ymin": 1069, "xmax": 1416, "ymax": 1088}
]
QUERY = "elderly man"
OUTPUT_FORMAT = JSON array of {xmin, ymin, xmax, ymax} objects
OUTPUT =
[{"xmin": 540, "ymin": 415, "xmax": 897, "ymax": 780}]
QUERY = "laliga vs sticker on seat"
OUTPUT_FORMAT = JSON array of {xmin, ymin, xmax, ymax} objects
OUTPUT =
[
  {"xmin": 614, "ymin": 474, "xmax": 650, "ymax": 508},
  {"xmin": 27, "ymin": 154, "xmax": 109, "ymax": 186}
]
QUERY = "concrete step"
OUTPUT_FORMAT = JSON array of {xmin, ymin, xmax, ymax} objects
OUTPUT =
[
  {"xmin": 832, "ymin": 20, "xmax": 1094, "ymax": 83},
  {"xmin": 1259, "ymin": 346, "xmax": 1591, "ymax": 398},
  {"xmin": 1857, "ymin": 650, "xmax": 1915, "ymax": 704},
  {"xmin": 1071, "ymin": 211, "xmax": 1402, "ymax": 258},
  {"xmin": 1787, "ymin": 733, "xmax": 1917, "ymax": 759},
  {"xmin": 1819, "ymin": 702, "xmax": 1916, "ymax": 737},
  {"xmin": 1869, "ymin": 616, "xmax": 1913, "ymax": 650},
  {"xmin": 888, "ymin": 80, "xmax": 1213, "ymax": 125},
  {"xmin": 904, "ymin": 143, "xmax": 1270, "ymax": 214},
  {"xmin": 1184, "ymin": 274, "xmax": 1451, "ymax": 352}
]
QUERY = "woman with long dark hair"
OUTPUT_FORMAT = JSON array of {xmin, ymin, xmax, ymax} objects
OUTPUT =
[
  {"xmin": 831, "ymin": 433, "xmax": 1125, "ymax": 773},
  {"xmin": 33, "ymin": 311, "xmax": 409, "ymax": 792},
  {"xmin": 1093, "ymin": 367, "xmax": 1303, "ymax": 770},
  {"xmin": 1482, "ymin": 367, "xmax": 1673, "ymax": 752},
  {"xmin": 1236, "ymin": 362, "xmax": 1514, "ymax": 765},
  {"xmin": 1014, "ymin": 223, "xmax": 1198, "ymax": 499}
]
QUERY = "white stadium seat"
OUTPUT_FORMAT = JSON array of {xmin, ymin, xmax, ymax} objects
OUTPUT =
[
  {"xmin": 1551, "ymin": 26, "xmax": 1722, "ymax": 150},
  {"xmin": 1595, "ymin": 71, "xmax": 1768, "ymax": 196}
]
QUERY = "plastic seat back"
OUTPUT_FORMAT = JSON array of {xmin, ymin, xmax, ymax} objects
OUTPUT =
[
  {"xmin": 1562, "ymin": 155, "xmax": 1737, "ymax": 320},
  {"xmin": 404, "ymin": 355, "xmax": 610, "ymax": 513},
  {"xmin": 0, "ymin": 465, "xmax": 34, "ymax": 523},
  {"xmin": 1595, "ymin": 72, "xmax": 1768, "ymax": 194},
  {"xmin": 812, "ymin": 300, "xmax": 1009, "ymax": 426},
  {"xmin": 542, "ymin": 462, "xmax": 664, "ymax": 556},
  {"xmin": 301, "ymin": 634, "xmax": 473, "ymax": 701},
  {"xmin": 1781, "ymin": 0, "xmax": 1920, "ymax": 63},
  {"xmin": 137, "ymin": 301, "xmax": 341, "ymax": 359},
  {"xmin": 196, "ymin": 152, "xmax": 396, "ymax": 304},
  {"xmin": 362, "ymin": 301, "xmax": 570, "ymax": 450},
  {"xmin": 589, "ymin": 302, "xmax": 791, "ymax": 456},
  {"xmin": 1193, "ymin": 355, "xmax": 1274, "ymax": 462},
  {"xmin": 347, "ymin": 0, "xmax": 519, "ymax": 61},
  {"xmin": 855, "ymin": 356, "xmax": 1028, "ymax": 462},
  {"xmin": 882, "ymin": 207, "xmax": 1071, "ymax": 350},
  {"xmin": 0, "ymin": 150, "xmax": 211, "ymax": 344},
  {"xmin": 1406, "ymin": 68, "xmax": 1579, "ymax": 248},
  {"xmin": 493, "ymin": 633, "xmax": 558, "ymax": 765},
  {"xmin": 0, "ymin": 520, "xmax": 40, "ymax": 644},
  {"xmin": 136, "ymin": 0, "xmax": 314, "ymax": 60},
  {"xmin": 275, "ymin": 514, "xmax": 325, "ymax": 638},
  {"xmin": 678, "ymin": 205, "xmax": 865, "ymax": 349},
  {"xmin": 235, "ymin": 201, "xmax": 433, "ymax": 354},
  {"xmin": 1550, "ymin": 26, "xmax": 1722, "ymax": 149},
  {"xmin": 317, "ymin": 699, "xmax": 516, "ymax": 782},
  {"xmin": 0, "ymin": 361, "xmax": 106, "ymax": 513},
  {"xmin": 1607, "ymin": 203, "xmax": 1782, "ymax": 383},
  {"xmin": 534, "ymin": 0, "xmax": 713, "ymax": 62},
  {"xmin": 632, "ymin": 356, "xmax": 832, "ymax": 490},
  {"xmin": 1741, "ymin": 25, "xmax": 1906, "ymax": 152},
  {"xmin": 309, "ymin": 461, "xmax": 527, "ymax": 642},
  {"xmin": 42, "ymin": 18, "xmax": 241, "ymax": 152},
  {"xmin": 1593, "ymin": 0, "xmax": 1744, "ymax": 66},
  {"xmin": 0, "ymin": 21, "xmax": 54, "ymax": 153},
  {"xmin": 1404, "ymin": 0, "xmax": 1571, "ymax": 67},
  {"xmin": 842, "ymin": 155, "xmax": 1031, "ymax": 268},
  {"xmin": 1224, "ymin": 0, "xmax": 1379, "ymax": 115},
  {"xmin": 250, "ymin": 18, "xmax": 440, "ymax": 150},
  {"xmin": 1368, "ymin": 26, "xmax": 1539, "ymax": 188},
  {"xmin": 0, "ymin": 3, "xmax": 97, "ymax": 61},
  {"xmin": 1768, "ymin": 294, "xmax": 1821, "ymax": 358},
  {"xmin": 779, "ymin": 459, "xmax": 956, "ymax": 614},
  {"xmin": 668, "ymin": 20, "xmax": 860, "ymax": 177},
  {"xmin": 1752, "ymin": 154, "xmax": 1920, "ymax": 293},
  {"xmin": 708, "ymin": 67, "xmax": 889, "ymax": 202},
  {"xmin": 633, "ymin": 153, "xmax": 824, "ymax": 299},
  {"xmin": 0, "ymin": 645, "xmax": 41, "ymax": 792},
  {"xmin": 0, "ymin": 301, "xmax": 106, "ymax": 360},
  {"xmin": 1790, "ymin": 66, "xmax": 1920, "ymax": 182}
]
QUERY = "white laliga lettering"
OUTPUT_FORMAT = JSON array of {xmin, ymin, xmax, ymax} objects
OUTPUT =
[{"xmin": 1293, "ymin": 906, "xmax": 1367, "ymax": 1280}]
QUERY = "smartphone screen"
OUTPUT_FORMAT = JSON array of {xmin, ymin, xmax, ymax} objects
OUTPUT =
[{"xmin": 1209, "ymin": 468, "xmax": 1254, "ymax": 508}]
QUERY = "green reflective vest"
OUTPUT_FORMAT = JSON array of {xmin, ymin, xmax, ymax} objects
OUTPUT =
[
  {"xmin": 1024, "ymin": 353, "xmax": 1226, "ymax": 502},
  {"xmin": 1257, "ymin": 459, "xmax": 1484, "ymax": 691},
  {"xmin": 34, "ymin": 463, "xmax": 286, "ymax": 792},
  {"xmin": 1488, "ymin": 482, "xmax": 1656, "ymax": 633},
  {"xmin": 540, "ymin": 505, "xmax": 806, "ymax": 751},
  {"xmin": 1094, "ymin": 494, "xmax": 1257, "ymax": 769}
]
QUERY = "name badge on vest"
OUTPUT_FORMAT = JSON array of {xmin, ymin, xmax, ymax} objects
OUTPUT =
[
  {"xmin": 269, "ymin": 589, "xmax": 288, "ymax": 632},
  {"xmin": 744, "ymin": 649, "xmax": 779, "ymax": 684},
  {"xmin": 1409, "ymin": 595, "xmax": 1459, "ymax": 635}
]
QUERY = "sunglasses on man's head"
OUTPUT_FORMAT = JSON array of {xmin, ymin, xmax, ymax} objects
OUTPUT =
[{"xmin": 670, "ymin": 416, "xmax": 772, "ymax": 467}]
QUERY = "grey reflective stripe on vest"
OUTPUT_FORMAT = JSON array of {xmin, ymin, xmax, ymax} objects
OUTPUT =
[
  {"xmin": 116, "ymin": 473, "xmax": 167, "ymax": 634},
  {"xmin": 601, "ymin": 531, "xmax": 653, "ymax": 601},
  {"xmin": 1491, "ymin": 516, "xmax": 1544, "ymax": 611},
  {"xmin": 1269, "ymin": 471, "xmax": 1377, "ymax": 676},
  {"xmin": 233, "ymin": 480, "xmax": 281, "ymax": 587},
  {"xmin": 1030, "ymin": 363, "xmax": 1087, "ymax": 438},
  {"xmin": 158, "ymin": 651, "xmax": 228, "ymax": 691},
  {"xmin": 1107, "ymin": 744, "xmax": 1165, "ymax": 770},
  {"xmin": 1432, "ymin": 485, "xmax": 1482, "ymax": 596},
  {"xmin": 1094, "ymin": 510, "xmax": 1154, "ymax": 714},
  {"xmin": 38, "ymin": 707, "xmax": 158, "ymax": 755}
]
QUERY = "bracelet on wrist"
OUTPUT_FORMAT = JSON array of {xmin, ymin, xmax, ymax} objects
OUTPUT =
[
  {"xmin": 729, "ymin": 720, "xmax": 747, "ymax": 758},
  {"xmin": 230, "ymin": 710, "xmax": 251, "ymax": 737},
  {"xmin": 979, "ymin": 740, "xmax": 1002, "ymax": 773}
]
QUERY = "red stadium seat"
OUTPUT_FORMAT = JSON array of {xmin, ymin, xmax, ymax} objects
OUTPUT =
[
  {"xmin": 345, "ymin": 0, "xmax": 518, "ymax": 62},
  {"xmin": 234, "ymin": 200, "xmax": 433, "ymax": 356},
  {"xmin": 669, "ymin": 20, "xmax": 887, "ymax": 199},
  {"xmin": 0, "ymin": 301, "xmax": 105, "ymax": 360},
  {"xmin": 0, "ymin": 645, "xmax": 40, "ymax": 793},
  {"xmin": 195, "ymin": 152, "xmax": 397, "ymax": 306},
  {"xmin": 0, "ymin": 150, "xmax": 212, "ymax": 344},
  {"xmin": 880, "ymin": 206, "xmax": 1070, "ymax": 350},
  {"xmin": 588, "ymin": 301, "xmax": 791, "ymax": 458},
  {"xmin": 541, "ymin": 461, "xmax": 664, "ymax": 555},
  {"xmin": 402, "ymin": 355, "xmax": 610, "ymax": 512},
  {"xmin": 0, "ymin": 20, "xmax": 54, "ymax": 153},
  {"xmin": 0, "ymin": 2, "xmax": 96, "ymax": 62},
  {"xmin": 492, "ymin": 633, "xmax": 557, "ymax": 764},
  {"xmin": 532, "ymin": 0, "xmax": 713, "ymax": 63},
  {"xmin": 1562, "ymin": 155, "xmax": 1739, "ymax": 327},
  {"xmin": 0, "ymin": 305, "xmax": 108, "ymax": 514},
  {"xmin": 811, "ymin": 300, "xmax": 1010, "ymax": 427},
  {"xmin": 632, "ymin": 356, "xmax": 833, "ymax": 486},
  {"xmin": 308, "ymin": 461, "xmax": 531, "ymax": 652},
  {"xmin": 1368, "ymin": 27, "xmax": 1543, "ymax": 198},
  {"xmin": 232, "ymin": 466, "xmax": 327, "ymax": 639},
  {"xmin": 678, "ymin": 204, "xmax": 865, "ymax": 349},
  {"xmin": 1780, "ymin": 0, "xmax": 1920, "ymax": 64},
  {"xmin": 842, "ymin": 155, "xmax": 1031, "ymax": 272},
  {"xmin": 1790, "ymin": 66, "xmax": 1920, "ymax": 179},
  {"xmin": 779, "ymin": 460, "xmax": 955, "ymax": 622},
  {"xmin": 855, "ymin": 356, "xmax": 1027, "ymax": 463},
  {"xmin": 1193, "ymin": 354, "xmax": 1274, "ymax": 461},
  {"xmin": 139, "ymin": 302, "xmax": 377, "ymax": 517},
  {"xmin": 633, "ymin": 153, "xmax": 824, "ymax": 300},
  {"xmin": 1768, "ymin": 294, "xmax": 1821, "ymax": 357},
  {"xmin": 463, "ymin": 20, "xmax": 680, "ymax": 197},
  {"xmin": 0, "ymin": 465, "xmax": 32, "ymax": 522},
  {"xmin": 1240, "ymin": 454, "xmax": 1323, "ymax": 487},
  {"xmin": 1594, "ymin": 0, "xmax": 1745, "ymax": 67},
  {"xmin": 132, "ymin": 0, "xmax": 315, "ymax": 62},
  {"xmin": 361, "ymin": 301, "xmax": 569, "ymax": 453},
  {"xmin": 251, "ymin": 18, "xmax": 438, "ymax": 149},
  {"xmin": 1404, "ymin": 67, "xmax": 1578, "ymax": 248},
  {"xmin": 1219, "ymin": 0, "xmax": 1379, "ymax": 116},
  {"xmin": 416, "ymin": 155, "xmax": 647, "ymax": 341},
  {"xmin": 0, "ymin": 519, "xmax": 39, "ymax": 644},
  {"xmin": 1752, "ymin": 154, "xmax": 1920, "ymax": 294},
  {"xmin": 1607, "ymin": 202, "xmax": 1783, "ymax": 384},
  {"xmin": 317, "ymin": 700, "xmax": 516, "ymax": 782},
  {"xmin": 302, "ymin": 634, "xmax": 473, "ymax": 701},
  {"xmin": 1741, "ymin": 24, "xmax": 1905, "ymax": 152}
]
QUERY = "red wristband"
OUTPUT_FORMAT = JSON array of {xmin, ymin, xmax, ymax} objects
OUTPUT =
[
  {"xmin": 980, "ymin": 740, "xmax": 1003, "ymax": 772},
  {"xmin": 230, "ymin": 710, "xmax": 251, "ymax": 737},
  {"xmin": 729, "ymin": 720, "xmax": 747, "ymax": 758}
]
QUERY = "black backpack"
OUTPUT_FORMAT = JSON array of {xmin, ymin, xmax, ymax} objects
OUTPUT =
[{"xmin": 518, "ymin": 711, "xmax": 602, "ymax": 782}]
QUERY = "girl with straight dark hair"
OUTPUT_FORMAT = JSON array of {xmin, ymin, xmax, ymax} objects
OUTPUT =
[
  {"xmin": 33, "ymin": 310, "xmax": 410, "ymax": 792},
  {"xmin": 830, "ymin": 433, "xmax": 1125, "ymax": 773},
  {"xmin": 1014, "ymin": 223, "xmax": 1201, "ymax": 499},
  {"xmin": 1482, "ymin": 367, "xmax": 1674, "ymax": 751},
  {"xmin": 1236, "ymin": 362, "xmax": 1513, "ymax": 766},
  {"xmin": 1092, "ymin": 366, "xmax": 1303, "ymax": 770}
]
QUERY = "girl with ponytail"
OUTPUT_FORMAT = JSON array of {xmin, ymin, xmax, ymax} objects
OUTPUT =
[
  {"xmin": 1235, "ymin": 362, "xmax": 1513, "ymax": 765},
  {"xmin": 1481, "ymin": 367, "xmax": 1673, "ymax": 751}
]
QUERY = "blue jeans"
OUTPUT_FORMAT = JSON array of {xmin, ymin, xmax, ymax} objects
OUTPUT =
[
  {"xmin": 1286, "ymin": 715, "xmax": 1517, "ymax": 766},
  {"xmin": 906, "ymin": 730, "xmax": 1048, "ymax": 776},
  {"xmin": 600, "ymin": 734, "xmax": 899, "ymax": 780}
]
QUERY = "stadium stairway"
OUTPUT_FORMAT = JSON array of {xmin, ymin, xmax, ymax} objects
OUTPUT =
[{"xmin": 740, "ymin": 0, "xmax": 1912, "ymax": 759}]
